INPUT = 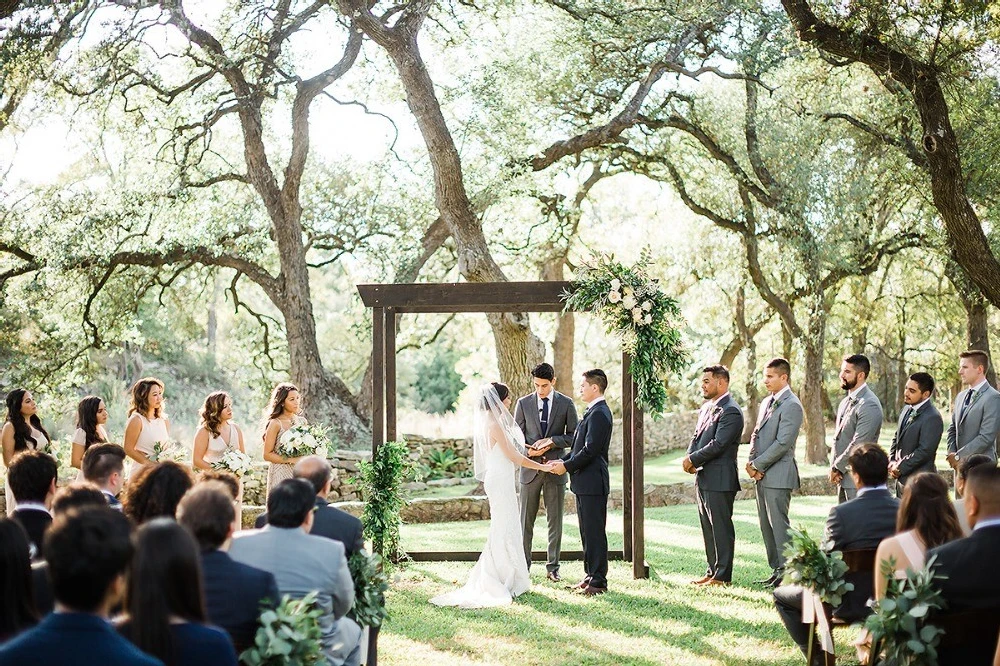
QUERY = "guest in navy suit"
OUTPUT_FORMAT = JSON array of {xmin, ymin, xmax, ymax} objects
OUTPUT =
[
  {"xmin": 82, "ymin": 443, "xmax": 127, "ymax": 510},
  {"xmin": 117, "ymin": 518, "xmax": 237, "ymax": 666},
  {"xmin": 178, "ymin": 483, "xmax": 279, "ymax": 654},
  {"xmin": 0, "ymin": 507, "xmax": 162, "ymax": 666},
  {"xmin": 7, "ymin": 450, "xmax": 57, "ymax": 560},
  {"xmin": 0, "ymin": 518, "xmax": 38, "ymax": 643},
  {"xmin": 254, "ymin": 455, "xmax": 365, "ymax": 556}
]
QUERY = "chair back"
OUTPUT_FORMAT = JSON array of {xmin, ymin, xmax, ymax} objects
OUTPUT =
[{"xmin": 840, "ymin": 548, "xmax": 878, "ymax": 573}]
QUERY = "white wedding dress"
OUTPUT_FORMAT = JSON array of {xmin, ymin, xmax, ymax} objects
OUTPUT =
[{"xmin": 430, "ymin": 388, "xmax": 531, "ymax": 608}]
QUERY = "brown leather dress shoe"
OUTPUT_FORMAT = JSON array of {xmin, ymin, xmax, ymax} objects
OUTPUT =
[
  {"xmin": 690, "ymin": 575, "xmax": 713, "ymax": 585},
  {"xmin": 701, "ymin": 579, "xmax": 730, "ymax": 587},
  {"xmin": 580, "ymin": 585, "xmax": 607, "ymax": 596},
  {"xmin": 546, "ymin": 571, "xmax": 561, "ymax": 583}
]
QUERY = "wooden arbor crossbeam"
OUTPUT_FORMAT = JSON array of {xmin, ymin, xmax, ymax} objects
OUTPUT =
[{"xmin": 358, "ymin": 281, "xmax": 648, "ymax": 579}]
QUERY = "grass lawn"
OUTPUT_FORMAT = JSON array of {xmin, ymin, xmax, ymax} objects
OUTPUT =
[{"xmin": 382, "ymin": 495, "xmax": 864, "ymax": 665}]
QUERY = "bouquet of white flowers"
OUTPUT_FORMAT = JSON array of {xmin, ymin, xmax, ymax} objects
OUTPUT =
[
  {"xmin": 148, "ymin": 440, "xmax": 185, "ymax": 463},
  {"xmin": 277, "ymin": 424, "xmax": 331, "ymax": 459},
  {"xmin": 211, "ymin": 447, "xmax": 255, "ymax": 477}
]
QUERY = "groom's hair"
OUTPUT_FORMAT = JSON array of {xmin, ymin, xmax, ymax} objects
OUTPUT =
[
  {"xmin": 531, "ymin": 363, "xmax": 555, "ymax": 381},
  {"xmin": 582, "ymin": 369, "xmax": 608, "ymax": 393}
]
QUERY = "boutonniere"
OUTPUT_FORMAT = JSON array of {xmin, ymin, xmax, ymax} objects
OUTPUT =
[
  {"xmin": 772, "ymin": 399, "xmax": 783, "ymax": 410},
  {"xmin": 970, "ymin": 389, "xmax": 985, "ymax": 407}
]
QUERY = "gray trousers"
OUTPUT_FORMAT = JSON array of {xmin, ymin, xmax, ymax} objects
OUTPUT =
[
  {"xmin": 519, "ymin": 473, "xmax": 565, "ymax": 573},
  {"xmin": 838, "ymin": 485, "xmax": 857, "ymax": 503},
  {"xmin": 696, "ymin": 485, "xmax": 736, "ymax": 582},
  {"xmin": 756, "ymin": 486, "xmax": 792, "ymax": 573}
]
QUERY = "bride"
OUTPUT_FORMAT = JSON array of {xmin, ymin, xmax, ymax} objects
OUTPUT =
[{"xmin": 430, "ymin": 382, "xmax": 555, "ymax": 608}]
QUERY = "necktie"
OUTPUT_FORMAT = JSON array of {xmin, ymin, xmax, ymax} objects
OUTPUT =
[
  {"xmin": 540, "ymin": 397, "xmax": 549, "ymax": 434},
  {"xmin": 963, "ymin": 389, "xmax": 974, "ymax": 412},
  {"xmin": 899, "ymin": 406, "xmax": 913, "ymax": 431}
]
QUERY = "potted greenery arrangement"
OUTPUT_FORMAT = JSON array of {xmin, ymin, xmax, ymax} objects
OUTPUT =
[
  {"xmin": 864, "ymin": 557, "xmax": 945, "ymax": 666},
  {"xmin": 240, "ymin": 593, "xmax": 325, "ymax": 666}
]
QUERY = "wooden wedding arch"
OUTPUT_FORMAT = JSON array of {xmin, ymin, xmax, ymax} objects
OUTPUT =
[{"xmin": 358, "ymin": 281, "xmax": 649, "ymax": 579}]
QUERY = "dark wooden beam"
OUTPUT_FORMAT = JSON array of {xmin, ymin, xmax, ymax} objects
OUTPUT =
[
  {"xmin": 385, "ymin": 308, "xmax": 397, "ymax": 443},
  {"xmin": 633, "ymin": 403, "xmax": 646, "ymax": 579},
  {"xmin": 406, "ymin": 550, "xmax": 626, "ymax": 563},
  {"xmin": 357, "ymin": 281, "xmax": 573, "ymax": 313},
  {"xmin": 372, "ymin": 307, "xmax": 385, "ymax": 457},
  {"xmin": 622, "ymin": 352, "xmax": 633, "ymax": 561}
]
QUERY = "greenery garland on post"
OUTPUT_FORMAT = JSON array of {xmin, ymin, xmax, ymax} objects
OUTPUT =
[
  {"xmin": 240, "ymin": 593, "xmax": 325, "ymax": 666},
  {"xmin": 357, "ymin": 439, "xmax": 412, "ymax": 562},
  {"xmin": 562, "ymin": 251, "xmax": 688, "ymax": 416}
]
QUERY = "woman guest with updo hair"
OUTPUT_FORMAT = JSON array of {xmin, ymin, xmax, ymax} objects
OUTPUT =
[
  {"xmin": 70, "ymin": 396, "xmax": 111, "ymax": 480},
  {"xmin": 193, "ymin": 392, "xmax": 246, "ymax": 524},
  {"xmin": 2, "ymin": 389, "xmax": 51, "ymax": 513},
  {"xmin": 122, "ymin": 377, "xmax": 170, "ymax": 474},
  {"xmin": 261, "ymin": 383, "xmax": 305, "ymax": 498}
]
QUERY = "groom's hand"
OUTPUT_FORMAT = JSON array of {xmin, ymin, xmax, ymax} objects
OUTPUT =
[{"xmin": 549, "ymin": 460, "xmax": 567, "ymax": 476}]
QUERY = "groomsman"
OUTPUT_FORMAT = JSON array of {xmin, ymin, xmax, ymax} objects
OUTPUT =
[
  {"xmin": 685, "ymin": 365, "xmax": 744, "ymax": 587},
  {"xmin": 888, "ymin": 372, "xmax": 944, "ymax": 497},
  {"xmin": 747, "ymin": 358, "xmax": 803, "ymax": 587},
  {"xmin": 830, "ymin": 354, "xmax": 883, "ymax": 503},
  {"xmin": 513, "ymin": 363, "xmax": 579, "ymax": 582},
  {"xmin": 946, "ymin": 350, "xmax": 1000, "ymax": 496}
]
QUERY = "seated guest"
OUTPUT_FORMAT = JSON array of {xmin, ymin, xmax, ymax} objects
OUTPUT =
[
  {"xmin": 255, "ymin": 455, "xmax": 365, "ymax": 556},
  {"xmin": 195, "ymin": 470, "xmax": 241, "ymax": 531},
  {"xmin": 0, "ymin": 519, "xmax": 38, "ymax": 642},
  {"xmin": 231, "ymin": 479, "xmax": 361, "ymax": 666},
  {"xmin": 82, "ymin": 444, "xmax": 127, "ymax": 509},
  {"xmin": 874, "ymin": 472, "xmax": 962, "ymax": 598},
  {"xmin": 6, "ymin": 450, "xmax": 57, "ymax": 560},
  {"xmin": 117, "ymin": 518, "xmax": 237, "ymax": 666},
  {"xmin": 0, "ymin": 508, "xmax": 162, "ymax": 665},
  {"xmin": 177, "ymin": 483, "xmax": 278, "ymax": 654},
  {"xmin": 121, "ymin": 461, "xmax": 193, "ymax": 525},
  {"xmin": 773, "ymin": 443, "xmax": 899, "ymax": 666},
  {"xmin": 929, "ymin": 464, "xmax": 1000, "ymax": 666},
  {"xmin": 954, "ymin": 454, "xmax": 995, "ymax": 535}
]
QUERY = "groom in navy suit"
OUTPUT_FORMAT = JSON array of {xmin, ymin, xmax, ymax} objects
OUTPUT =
[{"xmin": 551, "ymin": 369, "xmax": 613, "ymax": 596}]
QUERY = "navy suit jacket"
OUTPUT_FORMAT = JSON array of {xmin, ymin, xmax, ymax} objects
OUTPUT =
[
  {"xmin": 0, "ymin": 612, "xmax": 163, "ymax": 666},
  {"xmin": 562, "ymin": 400, "xmax": 613, "ymax": 496},
  {"xmin": 11, "ymin": 507, "xmax": 51, "ymax": 560},
  {"xmin": 200, "ymin": 549, "xmax": 279, "ymax": 655},
  {"xmin": 255, "ymin": 497, "xmax": 365, "ymax": 556},
  {"xmin": 687, "ymin": 394, "xmax": 744, "ymax": 492}
]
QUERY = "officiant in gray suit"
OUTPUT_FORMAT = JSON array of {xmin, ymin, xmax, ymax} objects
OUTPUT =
[
  {"xmin": 514, "ymin": 362, "xmax": 578, "ymax": 582},
  {"xmin": 747, "ymin": 358, "xmax": 803, "ymax": 587},
  {"xmin": 830, "ymin": 354, "xmax": 884, "ymax": 503},
  {"xmin": 888, "ymin": 372, "xmax": 944, "ymax": 497},
  {"xmin": 946, "ymin": 350, "xmax": 1000, "ymax": 496}
]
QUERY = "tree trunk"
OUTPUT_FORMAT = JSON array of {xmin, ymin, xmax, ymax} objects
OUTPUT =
[
  {"xmin": 801, "ymin": 302, "xmax": 828, "ymax": 464},
  {"xmin": 541, "ymin": 255, "xmax": 575, "ymax": 386},
  {"xmin": 947, "ymin": 257, "xmax": 998, "ymax": 387},
  {"xmin": 735, "ymin": 286, "xmax": 760, "ymax": 442},
  {"xmin": 206, "ymin": 274, "xmax": 219, "ymax": 369}
]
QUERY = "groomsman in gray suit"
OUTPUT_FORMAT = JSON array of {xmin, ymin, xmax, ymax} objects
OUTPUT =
[
  {"xmin": 888, "ymin": 372, "xmax": 944, "ymax": 497},
  {"xmin": 685, "ymin": 365, "xmax": 744, "ymax": 586},
  {"xmin": 830, "ymin": 354, "xmax": 884, "ymax": 503},
  {"xmin": 946, "ymin": 350, "xmax": 1000, "ymax": 496},
  {"xmin": 514, "ymin": 363, "xmax": 578, "ymax": 582},
  {"xmin": 747, "ymin": 358, "xmax": 803, "ymax": 587}
]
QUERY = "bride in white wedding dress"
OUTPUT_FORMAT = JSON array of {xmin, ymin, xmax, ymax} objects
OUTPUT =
[{"xmin": 430, "ymin": 382, "xmax": 555, "ymax": 608}]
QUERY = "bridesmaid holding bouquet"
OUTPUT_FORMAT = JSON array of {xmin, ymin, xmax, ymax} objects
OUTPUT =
[
  {"xmin": 193, "ymin": 391, "xmax": 246, "ymax": 521},
  {"xmin": 261, "ymin": 383, "xmax": 305, "ymax": 498},
  {"xmin": 70, "ymin": 396, "xmax": 111, "ymax": 480},
  {"xmin": 122, "ymin": 377, "xmax": 170, "ymax": 474}
]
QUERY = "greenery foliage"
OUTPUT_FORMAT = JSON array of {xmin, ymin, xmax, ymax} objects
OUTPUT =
[
  {"xmin": 240, "ymin": 593, "xmax": 325, "ymax": 666},
  {"xmin": 865, "ymin": 556, "xmax": 946, "ymax": 666},
  {"xmin": 406, "ymin": 348, "xmax": 466, "ymax": 415},
  {"xmin": 781, "ymin": 527, "xmax": 853, "ymax": 608},
  {"xmin": 562, "ymin": 251, "xmax": 688, "ymax": 415},
  {"xmin": 348, "ymin": 551, "xmax": 390, "ymax": 629},
  {"xmin": 357, "ymin": 439, "xmax": 412, "ymax": 561}
]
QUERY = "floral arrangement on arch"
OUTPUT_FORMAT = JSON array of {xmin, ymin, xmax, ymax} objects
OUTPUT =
[{"xmin": 562, "ymin": 251, "xmax": 688, "ymax": 416}]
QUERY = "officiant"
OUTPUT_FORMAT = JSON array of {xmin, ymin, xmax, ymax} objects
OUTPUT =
[{"xmin": 514, "ymin": 363, "xmax": 579, "ymax": 583}]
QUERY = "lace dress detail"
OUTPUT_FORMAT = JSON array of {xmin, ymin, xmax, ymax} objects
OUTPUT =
[{"xmin": 266, "ymin": 417, "xmax": 300, "ymax": 498}]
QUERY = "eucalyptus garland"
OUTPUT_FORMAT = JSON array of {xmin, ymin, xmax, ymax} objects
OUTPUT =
[
  {"xmin": 781, "ymin": 527, "xmax": 853, "ymax": 607},
  {"xmin": 864, "ymin": 556, "xmax": 946, "ymax": 666},
  {"xmin": 562, "ymin": 251, "xmax": 688, "ymax": 416},
  {"xmin": 357, "ymin": 439, "xmax": 412, "ymax": 562}
]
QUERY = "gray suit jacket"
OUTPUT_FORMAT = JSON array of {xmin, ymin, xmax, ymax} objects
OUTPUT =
[
  {"xmin": 513, "ymin": 391, "xmax": 578, "ymax": 484},
  {"xmin": 687, "ymin": 394, "xmax": 744, "ymax": 492},
  {"xmin": 946, "ymin": 383, "xmax": 1000, "ymax": 462},
  {"xmin": 888, "ymin": 401, "xmax": 944, "ymax": 486},
  {"xmin": 831, "ymin": 385, "xmax": 884, "ymax": 490},
  {"xmin": 748, "ymin": 390, "xmax": 803, "ymax": 490},
  {"xmin": 229, "ymin": 526, "xmax": 360, "ymax": 665}
]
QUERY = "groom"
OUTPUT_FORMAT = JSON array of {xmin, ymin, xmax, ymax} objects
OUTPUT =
[{"xmin": 551, "ymin": 369, "xmax": 612, "ymax": 596}]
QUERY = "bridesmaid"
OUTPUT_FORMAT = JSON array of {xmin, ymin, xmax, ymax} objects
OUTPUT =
[
  {"xmin": 70, "ymin": 396, "xmax": 111, "ymax": 480},
  {"xmin": 122, "ymin": 377, "xmax": 170, "ymax": 474},
  {"xmin": 2, "ymin": 389, "xmax": 51, "ymax": 513},
  {"xmin": 261, "ymin": 383, "xmax": 305, "ymax": 497},
  {"xmin": 193, "ymin": 391, "xmax": 245, "ymax": 523}
]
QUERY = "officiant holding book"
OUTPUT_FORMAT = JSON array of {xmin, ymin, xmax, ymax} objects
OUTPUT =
[{"xmin": 514, "ymin": 363, "xmax": 579, "ymax": 583}]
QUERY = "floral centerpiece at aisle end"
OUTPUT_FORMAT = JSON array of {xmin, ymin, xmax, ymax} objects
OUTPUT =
[
  {"xmin": 147, "ymin": 440, "xmax": 186, "ymax": 463},
  {"xmin": 277, "ymin": 424, "xmax": 332, "ymax": 460},
  {"xmin": 211, "ymin": 447, "xmax": 255, "ymax": 477},
  {"xmin": 562, "ymin": 251, "xmax": 688, "ymax": 416}
]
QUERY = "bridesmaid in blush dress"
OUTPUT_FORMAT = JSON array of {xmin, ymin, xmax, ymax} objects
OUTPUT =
[
  {"xmin": 193, "ymin": 391, "xmax": 245, "ymax": 524},
  {"xmin": 122, "ymin": 377, "xmax": 170, "ymax": 477},
  {"xmin": 261, "ymin": 383, "xmax": 305, "ymax": 499},
  {"xmin": 2, "ymin": 389, "xmax": 51, "ymax": 513}
]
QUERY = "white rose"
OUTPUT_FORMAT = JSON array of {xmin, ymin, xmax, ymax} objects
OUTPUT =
[
  {"xmin": 623, "ymin": 286, "xmax": 634, "ymax": 297},
  {"xmin": 642, "ymin": 301, "xmax": 652, "ymax": 311},
  {"xmin": 632, "ymin": 308, "xmax": 643, "ymax": 322},
  {"xmin": 643, "ymin": 314, "xmax": 653, "ymax": 325},
  {"xmin": 622, "ymin": 294, "xmax": 636, "ymax": 310},
  {"xmin": 608, "ymin": 290, "xmax": 622, "ymax": 303},
  {"xmin": 610, "ymin": 278, "xmax": 621, "ymax": 291}
]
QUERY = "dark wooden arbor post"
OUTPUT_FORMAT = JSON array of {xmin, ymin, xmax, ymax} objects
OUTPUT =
[{"xmin": 358, "ymin": 282, "xmax": 648, "ymax": 579}]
